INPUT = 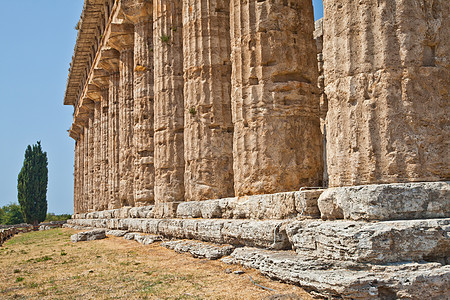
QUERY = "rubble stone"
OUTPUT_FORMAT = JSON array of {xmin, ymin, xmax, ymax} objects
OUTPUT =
[
  {"xmin": 70, "ymin": 229, "xmax": 107, "ymax": 242},
  {"xmin": 162, "ymin": 240, "xmax": 234, "ymax": 260}
]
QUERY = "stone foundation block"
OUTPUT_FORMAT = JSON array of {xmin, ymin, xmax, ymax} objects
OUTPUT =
[
  {"xmin": 177, "ymin": 190, "xmax": 323, "ymax": 220},
  {"xmin": 70, "ymin": 229, "xmax": 106, "ymax": 243},
  {"xmin": 318, "ymin": 181, "xmax": 450, "ymax": 221},
  {"xmin": 162, "ymin": 240, "xmax": 235, "ymax": 260},
  {"xmin": 225, "ymin": 247, "xmax": 450, "ymax": 300},
  {"xmin": 286, "ymin": 218, "xmax": 450, "ymax": 264}
]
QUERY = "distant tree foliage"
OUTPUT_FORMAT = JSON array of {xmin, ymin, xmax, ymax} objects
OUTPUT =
[
  {"xmin": 17, "ymin": 141, "xmax": 48, "ymax": 226},
  {"xmin": 0, "ymin": 203, "xmax": 24, "ymax": 225},
  {"xmin": 45, "ymin": 213, "xmax": 71, "ymax": 222}
]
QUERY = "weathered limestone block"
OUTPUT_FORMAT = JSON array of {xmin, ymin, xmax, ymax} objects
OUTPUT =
[
  {"xmin": 286, "ymin": 218, "xmax": 450, "ymax": 264},
  {"xmin": 324, "ymin": 0, "xmax": 450, "ymax": 187},
  {"xmin": 318, "ymin": 181, "xmax": 450, "ymax": 221},
  {"xmin": 154, "ymin": 0, "xmax": 185, "ymax": 217},
  {"xmin": 106, "ymin": 230, "xmax": 128, "ymax": 237},
  {"xmin": 230, "ymin": 0, "xmax": 323, "ymax": 196},
  {"xmin": 176, "ymin": 190, "xmax": 323, "ymax": 220},
  {"xmin": 225, "ymin": 247, "xmax": 450, "ymax": 300},
  {"xmin": 123, "ymin": 0, "xmax": 155, "ymax": 207},
  {"xmin": 133, "ymin": 234, "xmax": 162, "ymax": 245},
  {"xmin": 182, "ymin": 0, "xmax": 234, "ymax": 201},
  {"xmin": 68, "ymin": 218, "xmax": 290, "ymax": 250},
  {"xmin": 70, "ymin": 229, "xmax": 106, "ymax": 243},
  {"xmin": 162, "ymin": 240, "xmax": 235, "ymax": 260}
]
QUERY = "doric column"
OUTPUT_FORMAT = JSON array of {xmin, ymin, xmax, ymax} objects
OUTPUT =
[
  {"xmin": 88, "ymin": 114, "xmax": 95, "ymax": 212},
  {"xmin": 100, "ymin": 88, "xmax": 109, "ymax": 211},
  {"xmin": 122, "ymin": 0, "xmax": 155, "ymax": 207},
  {"xmin": 323, "ymin": 0, "xmax": 450, "ymax": 187},
  {"xmin": 182, "ymin": 0, "xmax": 234, "ymax": 201},
  {"xmin": 230, "ymin": 0, "xmax": 323, "ymax": 196},
  {"xmin": 83, "ymin": 125, "xmax": 90, "ymax": 212},
  {"xmin": 108, "ymin": 23, "xmax": 135, "ymax": 207},
  {"xmin": 153, "ymin": 0, "xmax": 185, "ymax": 217},
  {"xmin": 73, "ymin": 140, "xmax": 80, "ymax": 214},
  {"xmin": 93, "ymin": 102, "xmax": 102, "ymax": 211},
  {"xmin": 79, "ymin": 131, "xmax": 85, "ymax": 213},
  {"xmin": 98, "ymin": 48, "xmax": 121, "ymax": 209},
  {"xmin": 92, "ymin": 68, "xmax": 111, "ymax": 211}
]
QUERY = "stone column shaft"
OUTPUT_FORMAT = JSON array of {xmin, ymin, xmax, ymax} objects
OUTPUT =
[
  {"xmin": 83, "ymin": 127, "xmax": 89, "ymax": 213},
  {"xmin": 100, "ymin": 88, "xmax": 109, "ymax": 211},
  {"xmin": 154, "ymin": 0, "xmax": 185, "ymax": 217},
  {"xmin": 93, "ymin": 102, "xmax": 102, "ymax": 211},
  {"xmin": 230, "ymin": 0, "xmax": 323, "ymax": 196},
  {"xmin": 182, "ymin": 0, "xmax": 234, "ymax": 201},
  {"xmin": 119, "ymin": 48, "xmax": 135, "ymax": 207},
  {"xmin": 134, "ymin": 20, "xmax": 155, "ymax": 206},
  {"xmin": 88, "ymin": 115, "xmax": 95, "ymax": 212},
  {"xmin": 73, "ymin": 140, "xmax": 80, "ymax": 214},
  {"xmin": 108, "ymin": 73, "xmax": 120, "ymax": 209},
  {"xmin": 323, "ymin": 0, "xmax": 450, "ymax": 187}
]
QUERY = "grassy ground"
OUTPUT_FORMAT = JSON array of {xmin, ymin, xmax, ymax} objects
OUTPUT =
[{"xmin": 0, "ymin": 228, "xmax": 313, "ymax": 299}]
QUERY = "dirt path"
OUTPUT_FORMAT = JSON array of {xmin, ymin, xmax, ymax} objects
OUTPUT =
[{"xmin": 0, "ymin": 228, "xmax": 314, "ymax": 299}]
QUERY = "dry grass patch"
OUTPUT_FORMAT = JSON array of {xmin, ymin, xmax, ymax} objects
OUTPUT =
[{"xmin": 0, "ymin": 228, "xmax": 313, "ymax": 299}]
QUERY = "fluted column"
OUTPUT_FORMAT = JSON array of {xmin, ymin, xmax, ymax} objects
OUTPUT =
[
  {"xmin": 230, "ymin": 0, "xmax": 323, "ymax": 196},
  {"xmin": 100, "ymin": 88, "xmax": 109, "ymax": 211},
  {"xmin": 154, "ymin": 0, "xmax": 185, "ymax": 217},
  {"xmin": 122, "ymin": 0, "xmax": 155, "ymax": 207},
  {"xmin": 88, "ymin": 114, "xmax": 95, "ymax": 212},
  {"xmin": 93, "ymin": 102, "xmax": 102, "ymax": 211},
  {"xmin": 79, "ymin": 131, "xmax": 85, "ymax": 213},
  {"xmin": 108, "ymin": 24, "xmax": 135, "ymax": 207},
  {"xmin": 323, "ymin": 0, "xmax": 450, "ymax": 187},
  {"xmin": 182, "ymin": 0, "xmax": 234, "ymax": 201},
  {"xmin": 108, "ymin": 73, "xmax": 121, "ymax": 209},
  {"xmin": 73, "ymin": 140, "xmax": 80, "ymax": 214}
]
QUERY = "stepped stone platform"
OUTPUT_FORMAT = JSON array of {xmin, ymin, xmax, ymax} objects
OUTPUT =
[{"xmin": 67, "ymin": 183, "xmax": 450, "ymax": 298}]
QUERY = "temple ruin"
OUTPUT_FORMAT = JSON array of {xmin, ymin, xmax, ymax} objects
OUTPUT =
[{"xmin": 64, "ymin": 0, "xmax": 449, "ymax": 298}]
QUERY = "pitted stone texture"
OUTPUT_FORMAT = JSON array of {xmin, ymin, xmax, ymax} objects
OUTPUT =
[
  {"xmin": 87, "ymin": 116, "xmax": 95, "ymax": 212},
  {"xmin": 68, "ymin": 218, "xmax": 290, "ymax": 250},
  {"xmin": 118, "ymin": 48, "xmax": 135, "ymax": 207},
  {"xmin": 121, "ymin": 0, "xmax": 156, "ymax": 207},
  {"xmin": 106, "ymin": 230, "xmax": 128, "ymax": 237},
  {"xmin": 70, "ymin": 229, "xmax": 106, "ymax": 243},
  {"xmin": 230, "ymin": 0, "xmax": 323, "ymax": 196},
  {"xmin": 93, "ymin": 102, "xmax": 102, "ymax": 211},
  {"xmin": 182, "ymin": 0, "xmax": 234, "ymax": 202},
  {"xmin": 318, "ymin": 181, "xmax": 450, "ymax": 221},
  {"xmin": 108, "ymin": 73, "xmax": 120, "ymax": 209},
  {"xmin": 176, "ymin": 190, "xmax": 323, "ymax": 220},
  {"xmin": 324, "ymin": 0, "xmax": 450, "ymax": 187},
  {"xmin": 286, "ymin": 218, "xmax": 450, "ymax": 264},
  {"xmin": 162, "ymin": 240, "xmax": 235, "ymax": 260},
  {"xmin": 154, "ymin": 0, "xmax": 185, "ymax": 217},
  {"xmin": 134, "ymin": 234, "xmax": 162, "ymax": 245},
  {"xmin": 225, "ymin": 247, "xmax": 450, "ymax": 300},
  {"xmin": 100, "ymin": 89, "xmax": 109, "ymax": 211}
]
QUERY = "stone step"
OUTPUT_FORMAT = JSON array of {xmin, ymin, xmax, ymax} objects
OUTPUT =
[
  {"xmin": 287, "ymin": 218, "xmax": 450, "ymax": 264},
  {"xmin": 67, "ymin": 217, "xmax": 450, "ymax": 264},
  {"xmin": 318, "ymin": 181, "xmax": 450, "ymax": 221},
  {"xmin": 223, "ymin": 247, "xmax": 450, "ymax": 300},
  {"xmin": 68, "ymin": 218, "xmax": 291, "ymax": 250}
]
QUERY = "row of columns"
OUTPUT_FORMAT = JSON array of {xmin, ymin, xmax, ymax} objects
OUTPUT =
[
  {"xmin": 73, "ymin": 0, "xmax": 323, "ymax": 216},
  {"xmin": 73, "ymin": 0, "xmax": 448, "ymax": 216}
]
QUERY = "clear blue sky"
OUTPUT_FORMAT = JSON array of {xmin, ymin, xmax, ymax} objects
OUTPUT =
[{"xmin": 0, "ymin": 1, "xmax": 323, "ymax": 215}]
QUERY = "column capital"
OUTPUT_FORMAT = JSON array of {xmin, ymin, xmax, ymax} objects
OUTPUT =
[
  {"xmin": 121, "ymin": 0, "xmax": 153, "ymax": 24},
  {"xmin": 108, "ymin": 22, "xmax": 134, "ymax": 51},
  {"xmin": 98, "ymin": 48, "xmax": 120, "ymax": 72}
]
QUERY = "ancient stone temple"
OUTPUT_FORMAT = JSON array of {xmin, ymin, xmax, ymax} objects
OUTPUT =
[{"xmin": 64, "ymin": 0, "xmax": 449, "ymax": 298}]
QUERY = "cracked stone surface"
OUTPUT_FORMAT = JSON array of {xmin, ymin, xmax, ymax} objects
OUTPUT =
[{"xmin": 162, "ymin": 240, "xmax": 235, "ymax": 260}]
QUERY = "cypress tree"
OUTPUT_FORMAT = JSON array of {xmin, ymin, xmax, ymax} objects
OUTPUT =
[{"xmin": 17, "ymin": 141, "xmax": 48, "ymax": 226}]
